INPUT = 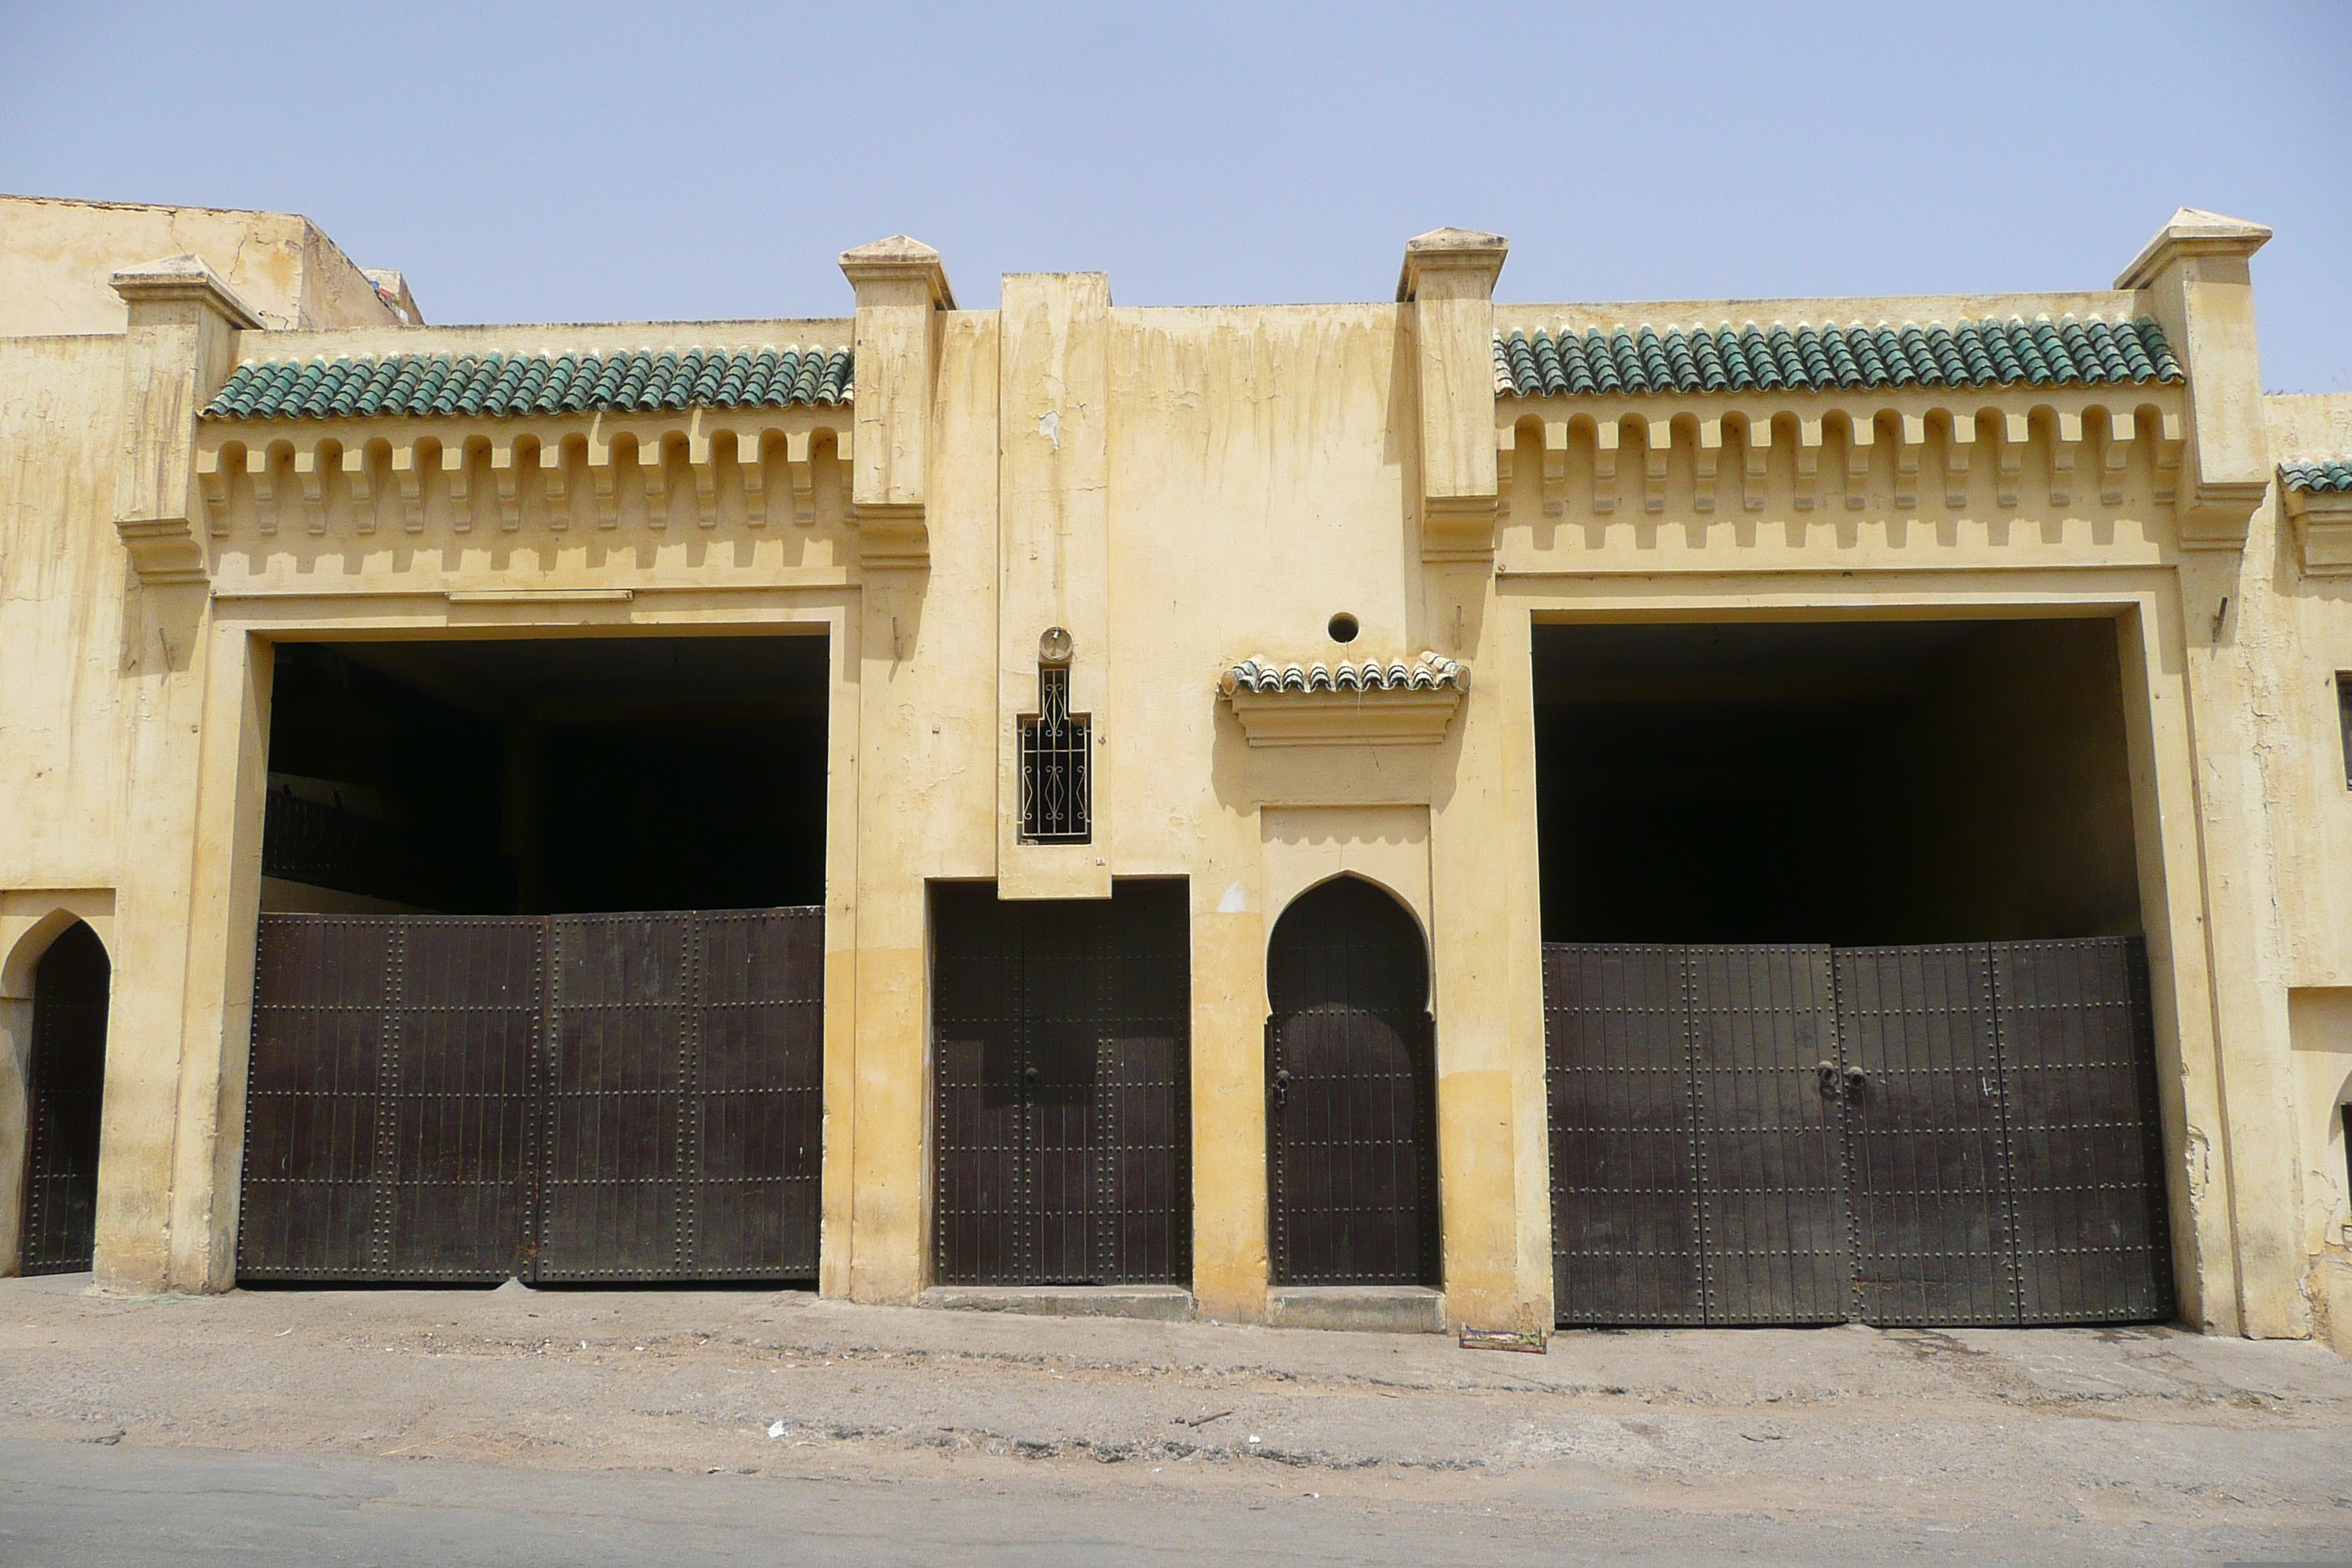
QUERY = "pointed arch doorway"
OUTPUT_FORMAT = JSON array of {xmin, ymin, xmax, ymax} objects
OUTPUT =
[
  {"xmin": 20, "ymin": 921, "xmax": 110, "ymax": 1275},
  {"xmin": 1265, "ymin": 875, "xmax": 1438, "ymax": 1286}
]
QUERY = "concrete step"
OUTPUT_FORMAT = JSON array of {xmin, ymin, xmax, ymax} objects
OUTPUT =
[
  {"xmin": 1264, "ymin": 1285, "xmax": 1447, "ymax": 1334},
  {"xmin": 916, "ymin": 1284, "xmax": 1196, "ymax": 1323}
]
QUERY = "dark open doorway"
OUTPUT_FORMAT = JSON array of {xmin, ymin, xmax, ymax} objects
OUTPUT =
[
  {"xmin": 21, "ymin": 921, "xmax": 109, "ymax": 1275},
  {"xmin": 262, "ymin": 634, "xmax": 828, "ymax": 916},
  {"xmin": 1534, "ymin": 618, "xmax": 2143, "ymax": 946}
]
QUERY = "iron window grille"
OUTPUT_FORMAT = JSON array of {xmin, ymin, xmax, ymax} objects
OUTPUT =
[
  {"xmin": 1019, "ymin": 666, "xmax": 1091, "ymax": 843},
  {"xmin": 2339, "ymin": 674, "xmax": 2351, "ymax": 790}
]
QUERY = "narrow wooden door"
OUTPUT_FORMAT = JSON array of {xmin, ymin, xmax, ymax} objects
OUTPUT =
[
  {"xmin": 930, "ymin": 882, "xmax": 1191, "ymax": 1287},
  {"xmin": 1265, "ymin": 877, "xmax": 1437, "ymax": 1287},
  {"xmin": 20, "ymin": 923, "xmax": 110, "ymax": 1275}
]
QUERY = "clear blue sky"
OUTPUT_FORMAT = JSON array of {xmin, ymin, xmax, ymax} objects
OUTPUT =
[{"xmin": 6, "ymin": 1, "xmax": 2348, "ymax": 391}]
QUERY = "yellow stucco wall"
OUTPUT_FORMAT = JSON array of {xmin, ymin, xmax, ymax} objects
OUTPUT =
[
  {"xmin": 0, "ymin": 199, "xmax": 2340, "ymax": 1346},
  {"xmin": 0, "ymin": 196, "xmax": 402, "ymax": 336}
]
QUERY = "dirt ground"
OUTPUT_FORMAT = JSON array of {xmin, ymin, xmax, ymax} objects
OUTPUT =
[{"xmin": 4, "ymin": 1271, "xmax": 2351, "ymax": 1564}]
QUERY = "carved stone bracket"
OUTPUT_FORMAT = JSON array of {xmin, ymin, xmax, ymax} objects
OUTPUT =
[{"xmin": 2285, "ymin": 469, "xmax": 2352, "ymax": 575}]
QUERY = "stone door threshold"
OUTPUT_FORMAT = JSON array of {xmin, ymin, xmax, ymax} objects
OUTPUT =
[
  {"xmin": 916, "ymin": 1284, "xmax": 1196, "ymax": 1322},
  {"xmin": 1264, "ymin": 1285, "xmax": 1447, "ymax": 1334}
]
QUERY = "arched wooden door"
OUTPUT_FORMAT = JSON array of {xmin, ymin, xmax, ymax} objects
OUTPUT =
[
  {"xmin": 20, "ymin": 922, "xmax": 110, "ymax": 1275},
  {"xmin": 1266, "ymin": 876, "xmax": 1437, "ymax": 1286}
]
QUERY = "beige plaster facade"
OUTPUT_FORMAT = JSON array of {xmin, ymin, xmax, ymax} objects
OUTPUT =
[{"xmin": 2, "ymin": 195, "xmax": 2348, "ymax": 1344}]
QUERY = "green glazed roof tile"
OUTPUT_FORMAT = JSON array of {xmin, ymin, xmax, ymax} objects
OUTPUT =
[
  {"xmin": 203, "ymin": 344, "xmax": 854, "ymax": 421},
  {"xmin": 2282, "ymin": 460, "xmax": 2352, "ymax": 494},
  {"xmin": 1493, "ymin": 316, "xmax": 2183, "ymax": 399}
]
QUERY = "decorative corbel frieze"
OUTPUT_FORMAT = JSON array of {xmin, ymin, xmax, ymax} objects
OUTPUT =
[
  {"xmin": 441, "ymin": 442, "xmax": 474, "ymax": 531},
  {"xmin": 342, "ymin": 444, "xmax": 376, "ymax": 532},
  {"xmin": 2099, "ymin": 410, "xmax": 2134, "ymax": 505},
  {"xmin": 1895, "ymin": 415, "xmax": 1926, "ymax": 508},
  {"xmin": 1541, "ymin": 421, "xmax": 1567, "ymax": 514},
  {"xmin": 2047, "ymin": 410, "xmax": 2082, "ymax": 507},
  {"xmin": 1692, "ymin": 418, "xmax": 1721, "ymax": 513},
  {"xmin": 490, "ymin": 440, "xmax": 524, "ymax": 529},
  {"xmin": 388, "ymin": 446, "xmax": 421, "ymax": 529},
  {"xmin": 1945, "ymin": 412, "xmax": 1975, "ymax": 508},
  {"xmin": 1741, "ymin": 415, "xmax": 1771, "ymax": 511},
  {"xmin": 197, "ymin": 443, "xmax": 237, "ymax": 535},
  {"xmin": 1591, "ymin": 418, "xmax": 1620, "ymax": 514},
  {"xmin": 1643, "ymin": 418, "xmax": 1671, "ymax": 514},
  {"xmin": 537, "ymin": 438, "xmax": 568, "ymax": 528},
  {"xmin": 1842, "ymin": 415, "xmax": 1874, "ymax": 509},
  {"xmin": 638, "ymin": 435, "xmax": 669, "ymax": 527},
  {"xmin": 1492, "ymin": 387, "xmax": 2185, "ymax": 524},
  {"xmin": 1997, "ymin": 413, "xmax": 2029, "ymax": 508},
  {"xmin": 2152, "ymin": 412, "xmax": 2183, "ymax": 505},
  {"xmin": 1793, "ymin": 418, "xmax": 1822, "ymax": 510},
  {"xmin": 295, "ymin": 444, "xmax": 330, "ymax": 533}
]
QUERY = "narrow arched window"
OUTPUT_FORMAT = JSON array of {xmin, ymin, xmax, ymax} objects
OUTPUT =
[{"xmin": 1019, "ymin": 660, "xmax": 1090, "ymax": 843}]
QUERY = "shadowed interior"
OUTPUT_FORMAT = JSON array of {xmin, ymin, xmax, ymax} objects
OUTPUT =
[
  {"xmin": 263, "ymin": 635, "xmax": 828, "ymax": 915},
  {"xmin": 1533, "ymin": 619, "xmax": 2144, "ymax": 945}
]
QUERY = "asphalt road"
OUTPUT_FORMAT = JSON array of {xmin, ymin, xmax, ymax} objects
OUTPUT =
[
  {"xmin": 4, "ymin": 1273, "xmax": 2351, "ymax": 1564},
  {"xmin": 0, "ymin": 1436, "xmax": 2268, "ymax": 1568}
]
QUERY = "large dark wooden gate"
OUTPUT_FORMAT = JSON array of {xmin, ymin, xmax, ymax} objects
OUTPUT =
[
  {"xmin": 20, "ymin": 922, "xmax": 111, "ymax": 1275},
  {"xmin": 1544, "ymin": 937, "xmax": 2172, "ymax": 1327},
  {"xmin": 931, "ymin": 881, "xmax": 1191, "ymax": 1287},
  {"xmin": 238, "ymin": 908, "xmax": 821, "ymax": 1284},
  {"xmin": 1266, "ymin": 877, "xmax": 1439, "ymax": 1287}
]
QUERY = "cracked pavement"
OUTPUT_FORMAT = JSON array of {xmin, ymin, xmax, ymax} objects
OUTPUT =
[{"xmin": 2, "ymin": 1272, "xmax": 2348, "ymax": 1564}]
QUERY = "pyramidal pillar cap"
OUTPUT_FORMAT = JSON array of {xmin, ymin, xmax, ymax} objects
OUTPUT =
[
  {"xmin": 110, "ymin": 253, "xmax": 262, "ymax": 328},
  {"xmin": 2115, "ymin": 208, "xmax": 2272, "ymax": 290},
  {"xmin": 840, "ymin": 234, "xmax": 956, "ymax": 310},
  {"xmin": 1398, "ymin": 227, "xmax": 1508, "ymax": 303}
]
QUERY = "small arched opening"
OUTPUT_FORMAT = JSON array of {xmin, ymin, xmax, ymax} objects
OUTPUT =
[
  {"xmin": 20, "ymin": 921, "xmax": 110, "ymax": 1275},
  {"xmin": 1264, "ymin": 875, "xmax": 1437, "ymax": 1286}
]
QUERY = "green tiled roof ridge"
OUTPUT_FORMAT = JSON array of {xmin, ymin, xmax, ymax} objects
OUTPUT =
[
  {"xmin": 203, "ymin": 344, "xmax": 853, "ymax": 421},
  {"xmin": 1494, "ymin": 316, "xmax": 2183, "ymax": 399},
  {"xmin": 2282, "ymin": 459, "xmax": 2352, "ymax": 494}
]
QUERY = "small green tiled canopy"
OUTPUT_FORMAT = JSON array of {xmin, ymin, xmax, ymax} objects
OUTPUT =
[
  {"xmin": 1493, "ymin": 317, "xmax": 2182, "ymax": 399},
  {"xmin": 203, "ymin": 345, "xmax": 852, "ymax": 421},
  {"xmin": 2283, "ymin": 460, "xmax": 2352, "ymax": 494}
]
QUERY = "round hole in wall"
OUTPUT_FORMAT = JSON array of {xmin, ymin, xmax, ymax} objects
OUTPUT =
[{"xmin": 1327, "ymin": 612, "xmax": 1360, "ymax": 644}]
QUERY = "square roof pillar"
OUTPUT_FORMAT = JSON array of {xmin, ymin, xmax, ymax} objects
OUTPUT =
[
  {"xmin": 840, "ymin": 235, "xmax": 956, "ymax": 568},
  {"xmin": 1399, "ymin": 229, "xmax": 1508, "ymax": 562},
  {"xmin": 110, "ymin": 255, "xmax": 260, "ymax": 583},
  {"xmin": 2117, "ymin": 208, "xmax": 2273, "ymax": 550}
]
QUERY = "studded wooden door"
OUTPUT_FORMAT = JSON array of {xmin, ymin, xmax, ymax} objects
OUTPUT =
[
  {"xmin": 237, "ymin": 908, "xmax": 821, "ymax": 1284},
  {"xmin": 1265, "ymin": 877, "xmax": 1439, "ymax": 1288},
  {"xmin": 18, "ymin": 923, "xmax": 111, "ymax": 1276},
  {"xmin": 1545, "ymin": 937, "xmax": 2171, "ymax": 1327},
  {"xmin": 930, "ymin": 881, "xmax": 1191, "ymax": 1287}
]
